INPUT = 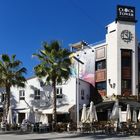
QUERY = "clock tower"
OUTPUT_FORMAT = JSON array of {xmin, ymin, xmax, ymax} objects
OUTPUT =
[
  {"xmin": 121, "ymin": 30, "xmax": 133, "ymax": 43},
  {"xmin": 106, "ymin": 5, "xmax": 138, "ymax": 97}
]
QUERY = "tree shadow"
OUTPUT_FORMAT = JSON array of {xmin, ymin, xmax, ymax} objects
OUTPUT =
[
  {"xmin": 29, "ymin": 78, "xmax": 71, "ymax": 110},
  {"xmin": 23, "ymin": 132, "xmax": 132, "ymax": 140},
  {"xmin": 10, "ymin": 94, "xmax": 18, "ymax": 123},
  {"xmin": 29, "ymin": 83, "xmax": 53, "ymax": 109}
]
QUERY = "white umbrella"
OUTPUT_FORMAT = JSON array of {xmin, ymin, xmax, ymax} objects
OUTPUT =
[
  {"xmin": 110, "ymin": 100, "xmax": 119, "ymax": 120},
  {"xmin": 81, "ymin": 104, "xmax": 87, "ymax": 123},
  {"xmin": 119, "ymin": 107, "xmax": 122, "ymax": 123},
  {"xmin": 138, "ymin": 110, "xmax": 140, "ymax": 121},
  {"xmin": 126, "ymin": 104, "xmax": 131, "ymax": 121},
  {"xmin": 132, "ymin": 110, "xmax": 137, "ymax": 122},
  {"xmin": 87, "ymin": 101, "xmax": 98, "ymax": 123},
  {"xmin": 28, "ymin": 108, "xmax": 35, "ymax": 123},
  {"xmin": 35, "ymin": 111, "xmax": 41, "ymax": 123},
  {"xmin": 118, "ymin": 107, "xmax": 122, "ymax": 129},
  {"xmin": 7, "ymin": 106, "xmax": 13, "ymax": 125}
]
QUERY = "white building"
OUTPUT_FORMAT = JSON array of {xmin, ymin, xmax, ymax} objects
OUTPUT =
[{"xmin": 10, "ymin": 76, "xmax": 91, "ymax": 124}]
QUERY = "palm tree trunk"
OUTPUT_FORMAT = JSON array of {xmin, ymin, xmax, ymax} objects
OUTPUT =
[
  {"xmin": 52, "ymin": 80, "xmax": 57, "ymax": 131},
  {"xmin": 4, "ymin": 85, "xmax": 10, "ymax": 121}
]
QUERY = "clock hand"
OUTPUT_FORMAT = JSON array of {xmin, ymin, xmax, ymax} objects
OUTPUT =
[{"xmin": 124, "ymin": 33, "xmax": 128, "ymax": 38}]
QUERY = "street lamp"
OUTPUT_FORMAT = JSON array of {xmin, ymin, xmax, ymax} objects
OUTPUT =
[{"xmin": 73, "ymin": 56, "xmax": 84, "ymax": 131}]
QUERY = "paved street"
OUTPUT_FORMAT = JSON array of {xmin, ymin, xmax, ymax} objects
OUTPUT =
[{"xmin": 0, "ymin": 132, "xmax": 140, "ymax": 140}]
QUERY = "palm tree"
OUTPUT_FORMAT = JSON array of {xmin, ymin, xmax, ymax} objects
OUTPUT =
[
  {"xmin": 0, "ymin": 54, "xmax": 27, "ymax": 121},
  {"xmin": 33, "ymin": 40, "xmax": 72, "ymax": 130}
]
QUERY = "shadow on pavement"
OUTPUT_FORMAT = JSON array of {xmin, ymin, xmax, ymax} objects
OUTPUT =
[
  {"xmin": 0, "ymin": 130, "xmax": 32, "ymax": 135},
  {"xmin": 24, "ymin": 132, "xmax": 133, "ymax": 140},
  {"xmin": 1, "ymin": 131, "xmax": 139, "ymax": 140}
]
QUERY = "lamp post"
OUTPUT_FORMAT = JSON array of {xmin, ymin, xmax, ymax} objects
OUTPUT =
[{"xmin": 73, "ymin": 56, "xmax": 84, "ymax": 131}]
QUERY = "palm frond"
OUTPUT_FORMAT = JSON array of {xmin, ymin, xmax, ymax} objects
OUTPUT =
[
  {"xmin": 16, "ymin": 67, "xmax": 27, "ymax": 75},
  {"xmin": 1, "ymin": 54, "xmax": 10, "ymax": 63},
  {"xmin": 33, "ymin": 40, "xmax": 71, "ymax": 85}
]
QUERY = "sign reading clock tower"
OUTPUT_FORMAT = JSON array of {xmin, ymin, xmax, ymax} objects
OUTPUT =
[{"xmin": 116, "ymin": 5, "xmax": 136, "ymax": 22}]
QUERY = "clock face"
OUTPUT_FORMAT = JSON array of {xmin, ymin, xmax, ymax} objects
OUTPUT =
[{"xmin": 121, "ymin": 30, "xmax": 133, "ymax": 43}]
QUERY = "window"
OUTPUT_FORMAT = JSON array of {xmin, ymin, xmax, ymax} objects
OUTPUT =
[
  {"xmin": 96, "ymin": 82, "xmax": 106, "ymax": 90},
  {"xmin": 121, "ymin": 49, "xmax": 132, "ymax": 94},
  {"xmin": 121, "ymin": 50, "xmax": 132, "ymax": 67},
  {"xmin": 81, "ymin": 89, "xmax": 85, "ymax": 100},
  {"xmin": 34, "ymin": 90, "xmax": 40, "ymax": 100},
  {"xmin": 56, "ymin": 88, "xmax": 63, "ymax": 98},
  {"xmin": 96, "ymin": 60, "xmax": 106, "ymax": 70},
  {"xmin": 122, "ymin": 58, "xmax": 131, "ymax": 67},
  {"xmin": 0, "ymin": 94, "xmax": 5, "ymax": 102},
  {"xmin": 19, "ymin": 90, "xmax": 25, "ymax": 100},
  {"xmin": 96, "ymin": 47, "xmax": 105, "ymax": 60},
  {"xmin": 122, "ymin": 80, "xmax": 131, "ymax": 89}
]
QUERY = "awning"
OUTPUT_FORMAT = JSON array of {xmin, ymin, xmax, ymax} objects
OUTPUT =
[
  {"xmin": 13, "ymin": 108, "xmax": 30, "ymax": 113},
  {"xmin": 96, "ymin": 101, "xmax": 115, "ymax": 110},
  {"xmin": 120, "ymin": 100, "xmax": 140, "ymax": 109},
  {"xmin": 96, "ymin": 100, "xmax": 140, "ymax": 110},
  {"xmin": 42, "ymin": 104, "xmax": 74, "ymax": 114}
]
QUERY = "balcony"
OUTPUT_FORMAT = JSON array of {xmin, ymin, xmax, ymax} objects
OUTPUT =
[{"xmin": 95, "ymin": 69, "xmax": 106, "ymax": 82}]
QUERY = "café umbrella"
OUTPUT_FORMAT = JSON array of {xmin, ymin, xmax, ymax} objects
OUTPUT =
[
  {"xmin": 81, "ymin": 104, "xmax": 87, "ymax": 123},
  {"xmin": 35, "ymin": 111, "xmax": 41, "ymax": 123},
  {"xmin": 28, "ymin": 107, "xmax": 35, "ymax": 123},
  {"xmin": 138, "ymin": 110, "xmax": 140, "ymax": 121},
  {"xmin": 87, "ymin": 101, "xmax": 98, "ymax": 123},
  {"xmin": 119, "ymin": 107, "xmax": 122, "ymax": 123},
  {"xmin": 126, "ymin": 104, "xmax": 131, "ymax": 121},
  {"xmin": 132, "ymin": 110, "xmax": 137, "ymax": 122},
  {"xmin": 110, "ymin": 100, "xmax": 119, "ymax": 120}
]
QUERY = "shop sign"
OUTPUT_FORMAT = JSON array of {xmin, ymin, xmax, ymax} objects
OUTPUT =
[{"xmin": 117, "ymin": 5, "xmax": 136, "ymax": 22}]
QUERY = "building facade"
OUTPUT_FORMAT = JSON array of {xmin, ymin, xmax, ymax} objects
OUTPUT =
[
  {"xmin": 70, "ymin": 5, "xmax": 140, "ymax": 122},
  {"xmin": 10, "ymin": 76, "xmax": 90, "ymax": 124},
  {"xmin": 0, "ymin": 5, "xmax": 139, "ymax": 124}
]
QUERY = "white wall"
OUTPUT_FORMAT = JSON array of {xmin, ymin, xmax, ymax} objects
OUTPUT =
[
  {"xmin": 11, "ymin": 76, "xmax": 52, "ymax": 110},
  {"xmin": 106, "ymin": 22, "xmax": 118, "ymax": 96},
  {"xmin": 11, "ymin": 76, "xmax": 91, "ymax": 111},
  {"xmin": 56, "ymin": 78, "xmax": 76, "ymax": 105},
  {"xmin": 106, "ymin": 20, "xmax": 138, "ymax": 96},
  {"xmin": 78, "ymin": 79, "xmax": 90, "ymax": 109}
]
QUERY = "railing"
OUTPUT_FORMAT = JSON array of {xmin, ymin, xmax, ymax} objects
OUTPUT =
[{"xmin": 89, "ymin": 40, "xmax": 106, "ymax": 47}]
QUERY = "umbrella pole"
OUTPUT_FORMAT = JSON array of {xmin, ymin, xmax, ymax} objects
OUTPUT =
[{"xmin": 90, "ymin": 123, "xmax": 92, "ymax": 132}]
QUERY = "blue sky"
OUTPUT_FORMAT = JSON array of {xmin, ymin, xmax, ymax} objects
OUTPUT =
[{"xmin": 0, "ymin": 0, "xmax": 140, "ymax": 78}]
